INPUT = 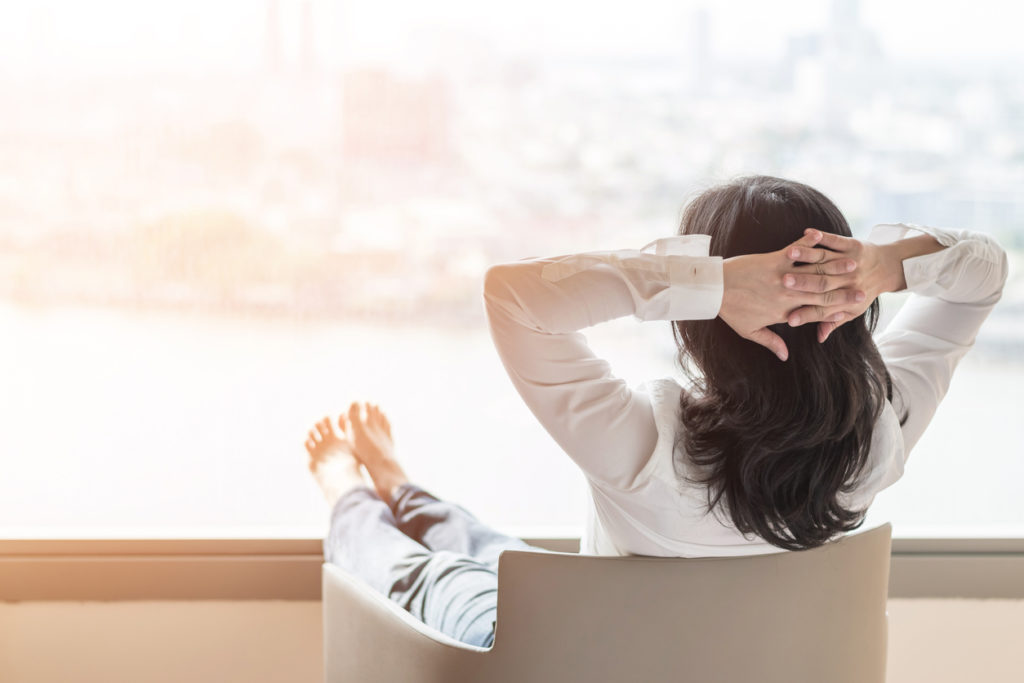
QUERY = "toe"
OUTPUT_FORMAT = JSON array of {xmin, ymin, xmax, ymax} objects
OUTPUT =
[
  {"xmin": 336, "ymin": 414, "xmax": 348, "ymax": 434},
  {"xmin": 370, "ymin": 404, "xmax": 390, "ymax": 433},
  {"xmin": 304, "ymin": 438, "xmax": 316, "ymax": 454},
  {"xmin": 348, "ymin": 403, "xmax": 369, "ymax": 437},
  {"xmin": 320, "ymin": 417, "xmax": 336, "ymax": 436},
  {"xmin": 315, "ymin": 421, "xmax": 330, "ymax": 438}
]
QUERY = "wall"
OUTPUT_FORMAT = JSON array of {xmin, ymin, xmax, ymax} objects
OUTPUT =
[
  {"xmin": 0, "ymin": 601, "xmax": 322, "ymax": 683},
  {"xmin": 2, "ymin": 600, "xmax": 1023, "ymax": 682}
]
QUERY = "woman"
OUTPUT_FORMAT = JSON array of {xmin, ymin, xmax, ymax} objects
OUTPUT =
[{"xmin": 305, "ymin": 175, "xmax": 1008, "ymax": 647}]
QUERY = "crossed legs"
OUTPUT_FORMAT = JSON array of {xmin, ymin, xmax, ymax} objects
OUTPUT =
[{"xmin": 305, "ymin": 402, "xmax": 533, "ymax": 648}]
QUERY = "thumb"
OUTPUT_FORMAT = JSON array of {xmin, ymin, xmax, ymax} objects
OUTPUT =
[
  {"xmin": 747, "ymin": 327, "xmax": 789, "ymax": 362},
  {"xmin": 817, "ymin": 316, "xmax": 847, "ymax": 343}
]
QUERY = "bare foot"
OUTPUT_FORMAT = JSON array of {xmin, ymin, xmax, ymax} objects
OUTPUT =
[
  {"xmin": 304, "ymin": 416, "xmax": 365, "ymax": 508},
  {"xmin": 345, "ymin": 401, "xmax": 409, "ymax": 503}
]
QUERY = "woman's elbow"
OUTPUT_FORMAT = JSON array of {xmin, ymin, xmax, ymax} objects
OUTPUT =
[
  {"xmin": 973, "ymin": 234, "xmax": 1010, "ymax": 304},
  {"xmin": 989, "ymin": 241, "xmax": 1010, "ymax": 303},
  {"xmin": 483, "ymin": 262, "xmax": 526, "ymax": 305}
]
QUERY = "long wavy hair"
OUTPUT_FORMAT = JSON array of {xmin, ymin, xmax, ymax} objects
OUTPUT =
[{"xmin": 673, "ymin": 175, "xmax": 905, "ymax": 551}]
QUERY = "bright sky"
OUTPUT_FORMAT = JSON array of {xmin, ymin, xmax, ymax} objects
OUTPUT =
[{"xmin": 0, "ymin": 0, "xmax": 1020, "ymax": 75}]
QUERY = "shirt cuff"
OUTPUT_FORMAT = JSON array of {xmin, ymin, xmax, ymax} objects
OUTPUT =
[
  {"xmin": 641, "ymin": 235, "xmax": 723, "ymax": 321},
  {"xmin": 665, "ymin": 255, "xmax": 723, "ymax": 320},
  {"xmin": 866, "ymin": 222, "xmax": 962, "ymax": 294}
]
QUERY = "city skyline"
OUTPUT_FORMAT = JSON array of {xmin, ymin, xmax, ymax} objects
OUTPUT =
[{"xmin": 1, "ymin": 0, "xmax": 1024, "ymax": 80}]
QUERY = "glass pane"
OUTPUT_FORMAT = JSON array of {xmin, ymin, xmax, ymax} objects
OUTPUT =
[{"xmin": 0, "ymin": 0, "xmax": 1020, "ymax": 538}]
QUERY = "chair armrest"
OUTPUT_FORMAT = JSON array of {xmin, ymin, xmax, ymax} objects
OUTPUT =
[{"xmin": 322, "ymin": 562, "xmax": 489, "ymax": 652}]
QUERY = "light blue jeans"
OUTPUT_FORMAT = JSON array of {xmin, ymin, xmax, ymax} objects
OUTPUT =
[{"xmin": 324, "ymin": 483, "xmax": 538, "ymax": 648}]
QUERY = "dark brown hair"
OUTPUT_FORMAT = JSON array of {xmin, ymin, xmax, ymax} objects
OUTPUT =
[{"xmin": 673, "ymin": 175, "xmax": 905, "ymax": 551}]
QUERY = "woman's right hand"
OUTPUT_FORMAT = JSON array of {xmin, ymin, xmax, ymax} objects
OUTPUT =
[{"xmin": 782, "ymin": 228, "xmax": 904, "ymax": 342}]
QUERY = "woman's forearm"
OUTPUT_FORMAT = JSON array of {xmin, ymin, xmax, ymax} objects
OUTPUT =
[{"xmin": 880, "ymin": 234, "xmax": 947, "ymax": 293}]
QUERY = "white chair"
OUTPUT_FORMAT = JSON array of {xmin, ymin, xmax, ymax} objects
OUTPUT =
[{"xmin": 323, "ymin": 523, "xmax": 891, "ymax": 682}]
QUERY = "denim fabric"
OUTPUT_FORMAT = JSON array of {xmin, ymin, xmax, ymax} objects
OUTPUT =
[{"xmin": 324, "ymin": 483, "xmax": 537, "ymax": 648}]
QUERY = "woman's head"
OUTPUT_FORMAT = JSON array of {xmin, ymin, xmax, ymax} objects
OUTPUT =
[{"xmin": 673, "ymin": 175, "xmax": 899, "ymax": 550}]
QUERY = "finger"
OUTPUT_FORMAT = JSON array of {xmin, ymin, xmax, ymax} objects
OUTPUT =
[
  {"xmin": 782, "ymin": 271, "xmax": 860, "ymax": 293},
  {"xmin": 787, "ymin": 302, "xmax": 856, "ymax": 326},
  {"xmin": 746, "ymin": 327, "xmax": 789, "ymax": 362},
  {"xmin": 792, "ymin": 258, "xmax": 858, "ymax": 276},
  {"xmin": 805, "ymin": 228, "xmax": 859, "ymax": 252},
  {"xmin": 818, "ymin": 312, "xmax": 852, "ymax": 342},
  {"xmin": 786, "ymin": 243, "xmax": 854, "ymax": 264},
  {"xmin": 791, "ymin": 230, "xmax": 824, "ymax": 248},
  {"xmin": 779, "ymin": 230, "xmax": 823, "ymax": 262},
  {"xmin": 818, "ymin": 318, "xmax": 841, "ymax": 343},
  {"xmin": 791, "ymin": 286, "xmax": 865, "ymax": 310},
  {"xmin": 786, "ymin": 244, "xmax": 830, "ymax": 263}
]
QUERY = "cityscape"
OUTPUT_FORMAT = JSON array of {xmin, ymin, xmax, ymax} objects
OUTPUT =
[{"xmin": 1, "ymin": 1, "xmax": 1021, "ymax": 329}]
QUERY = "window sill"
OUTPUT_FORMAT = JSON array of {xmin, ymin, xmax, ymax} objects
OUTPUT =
[{"xmin": 3, "ymin": 535, "xmax": 1024, "ymax": 601}]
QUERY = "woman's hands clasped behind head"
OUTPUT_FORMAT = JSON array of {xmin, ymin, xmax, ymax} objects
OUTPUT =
[
  {"xmin": 719, "ymin": 228, "xmax": 881, "ymax": 362},
  {"xmin": 781, "ymin": 228, "xmax": 898, "ymax": 343}
]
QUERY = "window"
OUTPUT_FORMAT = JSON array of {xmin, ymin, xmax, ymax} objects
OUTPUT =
[{"xmin": 1, "ymin": 0, "xmax": 1020, "ymax": 541}]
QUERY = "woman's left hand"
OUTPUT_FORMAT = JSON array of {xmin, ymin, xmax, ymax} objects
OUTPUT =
[
  {"xmin": 781, "ymin": 228, "xmax": 901, "ymax": 343},
  {"xmin": 719, "ymin": 229, "xmax": 865, "ymax": 361}
]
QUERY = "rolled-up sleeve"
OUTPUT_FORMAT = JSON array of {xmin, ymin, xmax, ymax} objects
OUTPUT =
[{"xmin": 869, "ymin": 222, "xmax": 1008, "ymax": 459}]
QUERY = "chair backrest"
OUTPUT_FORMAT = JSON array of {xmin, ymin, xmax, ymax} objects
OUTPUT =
[{"xmin": 323, "ymin": 523, "xmax": 892, "ymax": 683}]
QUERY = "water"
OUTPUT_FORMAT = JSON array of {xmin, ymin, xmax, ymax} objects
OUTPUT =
[{"xmin": 1, "ymin": 303, "xmax": 1022, "ymax": 539}]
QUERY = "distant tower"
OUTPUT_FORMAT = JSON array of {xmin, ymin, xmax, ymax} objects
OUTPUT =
[
  {"xmin": 300, "ymin": 0, "xmax": 316, "ymax": 75},
  {"xmin": 265, "ymin": 0, "xmax": 282, "ymax": 73}
]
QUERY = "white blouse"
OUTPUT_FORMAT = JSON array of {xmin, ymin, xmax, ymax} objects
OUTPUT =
[{"xmin": 483, "ymin": 223, "xmax": 1009, "ymax": 557}]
